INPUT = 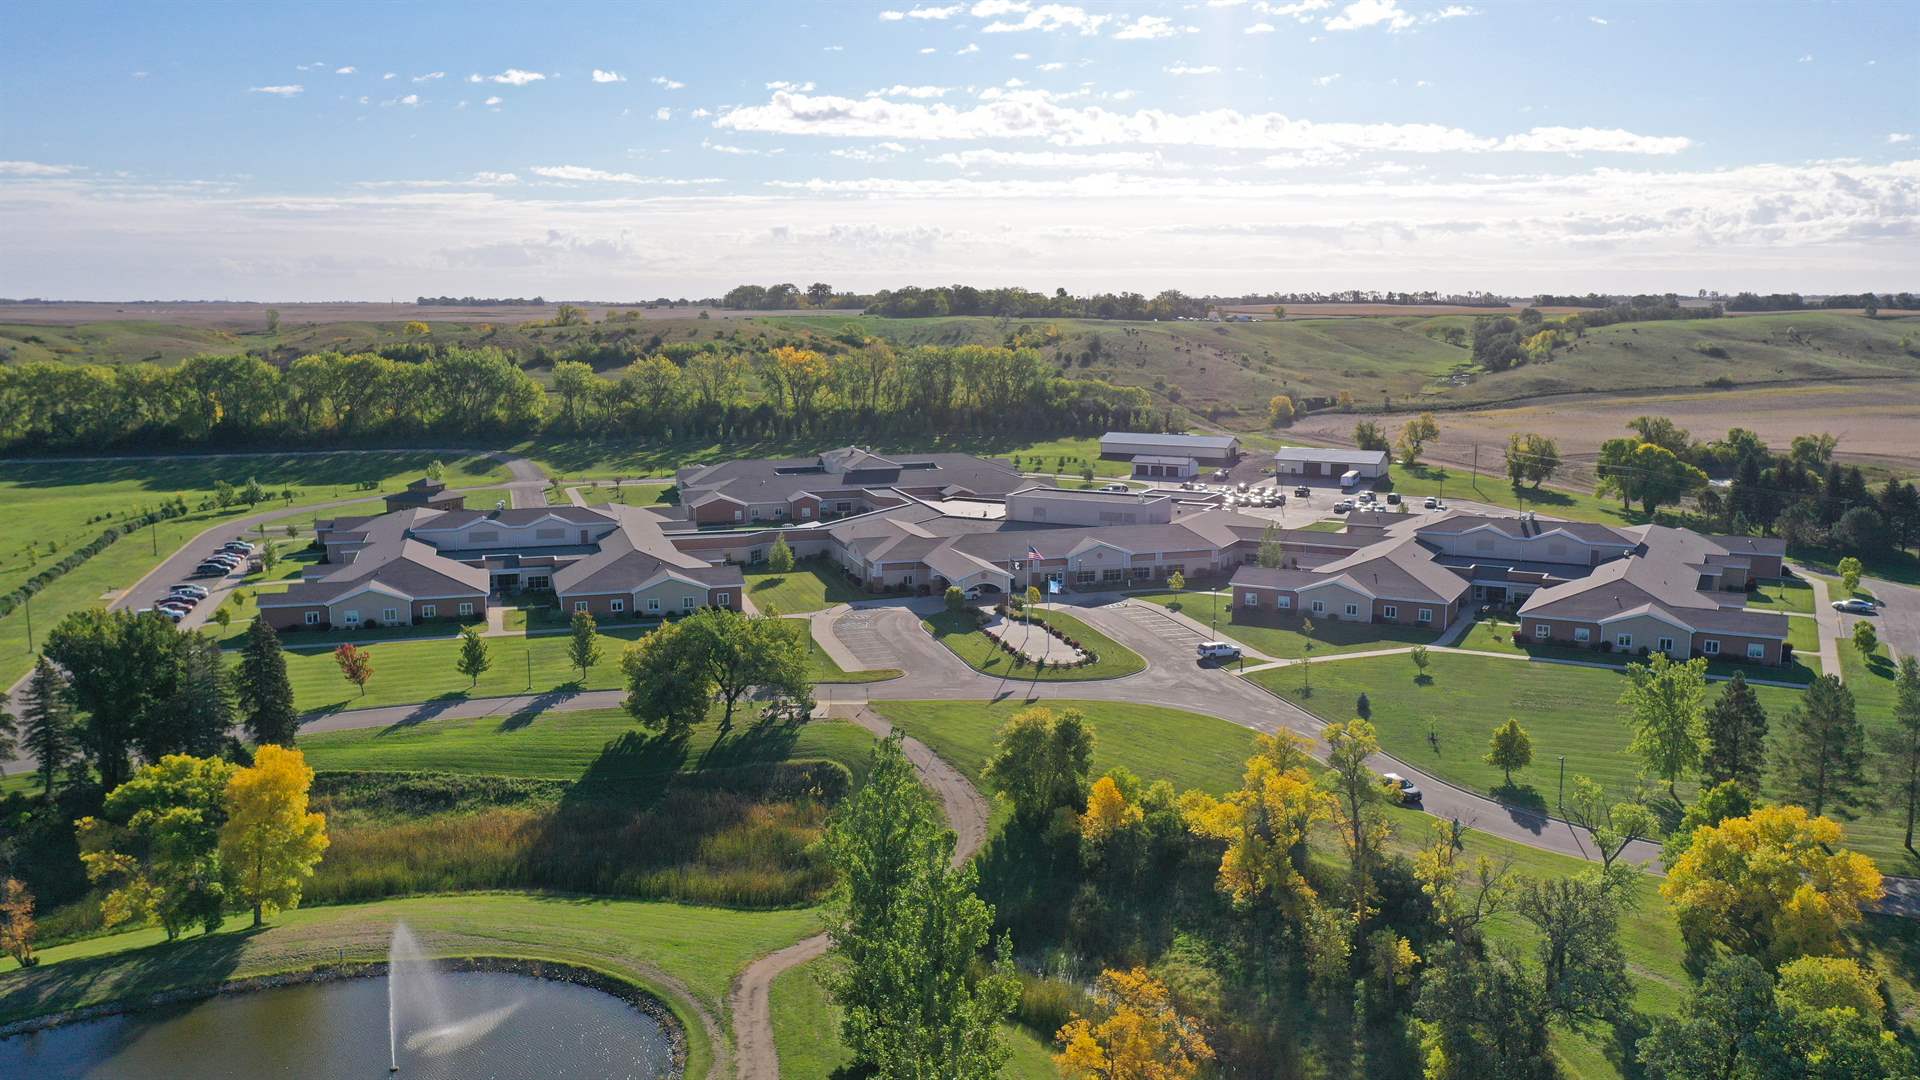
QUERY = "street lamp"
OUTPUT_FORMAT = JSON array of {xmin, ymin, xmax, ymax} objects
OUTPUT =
[{"xmin": 1558, "ymin": 754, "xmax": 1566, "ymax": 812}]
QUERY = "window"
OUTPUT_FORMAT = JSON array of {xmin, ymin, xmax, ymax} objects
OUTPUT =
[
  {"xmin": 1277, "ymin": 595, "xmax": 1292, "ymax": 609},
  {"xmin": 305, "ymin": 611, "xmax": 320, "ymax": 626},
  {"xmin": 682, "ymin": 596, "xmax": 697, "ymax": 611},
  {"xmin": 733, "ymin": 510, "xmax": 744, "ymax": 522},
  {"xmin": 343, "ymin": 610, "xmax": 362, "ymax": 626},
  {"xmin": 800, "ymin": 506, "xmax": 812, "ymax": 519},
  {"xmin": 1102, "ymin": 568, "xmax": 1123, "ymax": 583},
  {"xmin": 471, "ymin": 530, "xmax": 499, "ymax": 542},
  {"xmin": 421, "ymin": 605, "xmax": 437, "ymax": 619},
  {"xmin": 1381, "ymin": 605, "xmax": 1397, "ymax": 620},
  {"xmin": 1077, "ymin": 570, "xmax": 1096, "ymax": 585},
  {"xmin": 1535, "ymin": 623, "xmax": 1551, "ymax": 639},
  {"xmin": 610, "ymin": 599, "xmax": 625, "ymax": 614},
  {"xmin": 1747, "ymin": 642, "xmax": 1765, "ymax": 660},
  {"xmin": 574, "ymin": 601, "xmax": 588, "ymax": 613},
  {"xmin": 1243, "ymin": 592, "xmax": 1259, "ymax": 606},
  {"xmin": 527, "ymin": 576, "xmax": 550, "ymax": 591},
  {"xmin": 1657, "ymin": 636, "xmax": 1675, "ymax": 654},
  {"xmin": 1131, "ymin": 566, "xmax": 1152, "ymax": 580},
  {"xmin": 1344, "ymin": 603, "xmax": 1359, "ymax": 617},
  {"xmin": 1312, "ymin": 600, "xmax": 1325, "ymax": 614},
  {"xmin": 536, "ymin": 527, "xmax": 565, "ymax": 540},
  {"xmin": 902, "ymin": 575, "xmax": 914, "ymax": 586},
  {"xmin": 1616, "ymin": 633, "xmax": 1633, "ymax": 648},
  {"xmin": 1574, "ymin": 627, "xmax": 1590, "ymax": 642},
  {"xmin": 647, "ymin": 598, "xmax": 660, "ymax": 613},
  {"xmin": 458, "ymin": 602, "xmax": 473, "ymax": 617},
  {"xmin": 1703, "ymin": 639, "xmax": 1720, "ymax": 655},
  {"xmin": 382, "ymin": 607, "xmax": 398, "ymax": 623},
  {"xmin": 1417, "ymin": 608, "xmax": 1433, "ymax": 624},
  {"xmin": 837, "ymin": 501, "xmax": 853, "ymax": 512},
  {"xmin": 716, "ymin": 593, "xmax": 732, "ymax": 609}
]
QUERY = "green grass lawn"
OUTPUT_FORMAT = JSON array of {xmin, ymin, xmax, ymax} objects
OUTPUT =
[
  {"xmin": 277, "ymin": 617, "xmax": 891, "ymax": 713},
  {"xmin": 1453, "ymin": 618, "xmax": 1820, "ymax": 685},
  {"xmin": 571, "ymin": 482, "xmax": 672, "ymax": 506},
  {"xmin": 1300, "ymin": 519, "xmax": 1348, "ymax": 532},
  {"xmin": 921, "ymin": 608, "xmax": 1145, "ymax": 681},
  {"xmin": 743, "ymin": 560, "xmax": 867, "ymax": 614},
  {"xmin": 1383, "ymin": 463, "xmax": 1645, "ymax": 528},
  {"xmin": 1748, "ymin": 576, "xmax": 1815, "ymax": 614},
  {"xmin": 0, "ymin": 893, "xmax": 822, "ymax": 1080},
  {"xmin": 770, "ymin": 955, "xmax": 1057, "ymax": 1079},
  {"xmin": 1132, "ymin": 591, "xmax": 1444, "ymax": 658},
  {"xmin": 299, "ymin": 707, "xmax": 877, "ymax": 785},
  {"xmin": 457, "ymin": 486, "xmax": 515, "ymax": 511}
]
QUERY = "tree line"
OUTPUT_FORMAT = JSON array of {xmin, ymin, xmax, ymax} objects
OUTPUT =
[
  {"xmin": 1723, "ymin": 291, "xmax": 1916, "ymax": 312},
  {"xmin": 0, "ymin": 341, "xmax": 1156, "ymax": 451},
  {"xmin": 1470, "ymin": 298, "xmax": 1723, "ymax": 372}
]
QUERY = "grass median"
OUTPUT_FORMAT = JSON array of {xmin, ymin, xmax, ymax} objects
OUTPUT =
[{"xmin": 921, "ymin": 608, "xmax": 1144, "ymax": 682}]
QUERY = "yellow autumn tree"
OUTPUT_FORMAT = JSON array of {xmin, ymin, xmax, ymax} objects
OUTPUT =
[
  {"xmin": 1661, "ymin": 804, "xmax": 1882, "ymax": 962},
  {"xmin": 1081, "ymin": 775, "xmax": 1143, "ymax": 845},
  {"xmin": 1055, "ymin": 967, "xmax": 1213, "ymax": 1080},
  {"xmin": 1181, "ymin": 732, "xmax": 1334, "ymax": 913},
  {"xmin": 218, "ymin": 745, "xmax": 330, "ymax": 927},
  {"xmin": 770, "ymin": 345, "xmax": 831, "ymax": 416}
]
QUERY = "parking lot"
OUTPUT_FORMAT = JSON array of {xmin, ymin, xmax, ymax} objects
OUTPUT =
[{"xmin": 1111, "ymin": 598, "xmax": 1213, "ymax": 648}]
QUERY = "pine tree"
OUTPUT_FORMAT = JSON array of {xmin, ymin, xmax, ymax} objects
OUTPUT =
[
  {"xmin": 20, "ymin": 657, "xmax": 78, "ymax": 801},
  {"xmin": 1702, "ymin": 672, "xmax": 1768, "ymax": 790},
  {"xmin": 1878, "ymin": 656, "xmax": 1920, "ymax": 852},
  {"xmin": 1779, "ymin": 675, "xmax": 1867, "ymax": 817},
  {"xmin": 233, "ymin": 617, "xmax": 299, "ymax": 746}
]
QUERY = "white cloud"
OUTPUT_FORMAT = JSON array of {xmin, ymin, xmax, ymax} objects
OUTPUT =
[
  {"xmin": 869, "ymin": 84, "xmax": 953, "ymax": 98},
  {"xmin": 484, "ymin": 96, "xmax": 503, "ymax": 107},
  {"xmin": 956, "ymin": 42, "xmax": 980, "ymax": 54},
  {"xmin": 413, "ymin": 71, "xmax": 445, "ymax": 82},
  {"xmin": 931, "ymin": 148, "xmax": 1162, "ymax": 169},
  {"xmin": 981, "ymin": 3, "xmax": 1111, "ymax": 35},
  {"xmin": 1889, "ymin": 133, "xmax": 1915, "ymax": 144},
  {"xmin": 1245, "ymin": 22, "xmax": 1276, "ymax": 33},
  {"xmin": 1797, "ymin": 54, "xmax": 1813, "ymax": 63},
  {"xmin": 1313, "ymin": 73, "xmax": 1342, "ymax": 86},
  {"xmin": 593, "ymin": 69, "xmax": 627, "ymax": 83},
  {"xmin": 1324, "ymin": 0, "xmax": 1413, "ymax": 31},
  {"xmin": 1112, "ymin": 15, "xmax": 1192, "ymax": 39},
  {"xmin": 650, "ymin": 75, "xmax": 685, "ymax": 89},
  {"xmin": 471, "ymin": 68, "xmax": 546, "ymax": 86},
  {"xmin": 1038, "ymin": 61, "xmax": 1066, "ymax": 71},
  {"xmin": 529, "ymin": 165, "xmax": 720, "ymax": 184},
  {"xmin": 766, "ymin": 80, "xmax": 817, "ymax": 92},
  {"xmin": 1004, "ymin": 77, "xmax": 1027, "ymax": 87},
  {"xmin": 718, "ymin": 90, "xmax": 1696, "ymax": 156},
  {"xmin": 0, "ymin": 160, "xmax": 80, "ymax": 176},
  {"xmin": 382, "ymin": 72, "xmax": 396, "ymax": 80},
  {"xmin": 335, "ymin": 66, "xmax": 356, "ymax": 75},
  {"xmin": 1588, "ymin": 15, "xmax": 1608, "ymax": 24},
  {"xmin": 832, "ymin": 142, "xmax": 911, "ymax": 162},
  {"xmin": 655, "ymin": 107, "xmax": 673, "ymax": 120},
  {"xmin": 395, "ymin": 93, "xmax": 420, "ymax": 107},
  {"xmin": 1014, "ymin": 52, "xmax": 1031, "ymax": 60},
  {"xmin": 824, "ymin": 44, "xmax": 845, "ymax": 51},
  {"xmin": 879, "ymin": 4, "xmax": 963, "ymax": 18},
  {"xmin": 920, "ymin": 47, "xmax": 938, "ymax": 54},
  {"xmin": 691, "ymin": 107, "xmax": 713, "ymax": 118},
  {"xmin": 1166, "ymin": 64, "xmax": 1222, "ymax": 76},
  {"xmin": 1257, "ymin": 0, "xmax": 1332, "ymax": 15},
  {"xmin": 249, "ymin": 84, "xmax": 304, "ymax": 96},
  {"xmin": 131, "ymin": 70, "xmax": 149, "ymax": 79},
  {"xmin": 357, "ymin": 171, "xmax": 521, "ymax": 189}
]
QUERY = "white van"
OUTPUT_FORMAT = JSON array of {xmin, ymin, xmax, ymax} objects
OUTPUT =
[
  {"xmin": 1339, "ymin": 468, "xmax": 1361, "ymax": 491},
  {"xmin": 1196, "ymin": 641, "xmax": 1241, "ymax": 662}
]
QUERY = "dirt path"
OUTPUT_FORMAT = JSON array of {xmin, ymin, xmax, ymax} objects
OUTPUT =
[{"xmin": 726, "ymin": 708, "xmax": 992, "ymax": 1080}]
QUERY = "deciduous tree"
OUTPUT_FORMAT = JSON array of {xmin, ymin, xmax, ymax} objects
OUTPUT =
[
  {"xmin": 455, "ymin": 627, "xmax": 491, "ymax": 687},
  {"xmin": 1323, "ymin": 718, "xmax": 1390, "ymax": 911},
  {"xmin": 1565, "ymin": 776, "xmax": 1658, "ymax": 875},
  {"xmin": 1484, "ymin": 717, "xmax": 1534, "ymax": 788},
  {"xmin": 1879, "ymin": 656, "xmax": 1920, "ymax": 851},
  {"xmin": 1055, "ymin": 967, "xmax": 1213, "ymax": 1079},
  {"xmin": 219, "ymin": 745, "xmax": 329, "ymax": 927},
  {"xmin": 1396, "ymin": 412, "xmax": 1440, "ymax": 466},
  {"xmin": 621, "ymin": 621, "xmax": 711, "ymax": 740},
  {"xmin": 334, "ymin": 642, "xmax": 373, "ymax": 697},
  {"xmin": 1267, "ymin": 394, "xmax": 1296, "ymax": 427},
  {"xmin": 76, "ymin": 754, "xmax": 235, "ymax": 940},
  {"xmin": 1182, "ymin": 732, "xmax": 1332, "ymax": 914},
  {"xmin": 983, "ymin": 706, "xmax": 1095, "ymax": 829},
  {"xmin": 766, "ymin": 533, "xmax": 794, "ymax": 573},
  {"xmin": 1836, "ymin": 555, "xmax": 1863, "ymax": 597},
  {"xmin": 1851, "ymin": 619, "xmax": 1878, "ymax": 656},
  {"xmin": 1415, "ymin": 943, "xmax": 1556, "ymax": 1080},
  {"xmin": 0, "ymin": 879, "xmax": 36, "ymax": 968},
  {"xmin": 1619, "ymin": 654, "xmax": 1710, "ymax": 799},
  {"xmin": 567, "ymin": 610, "xmax": 601, "ymax": 682},
  {"xmin": 1516, "ymin": 871, "xmax": 1632, "ymax": 1026}
]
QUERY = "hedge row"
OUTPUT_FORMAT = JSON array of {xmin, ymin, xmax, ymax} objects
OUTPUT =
[{"xmin": 0, "ymin": 500, "xmax": 192, "ymax": 621}]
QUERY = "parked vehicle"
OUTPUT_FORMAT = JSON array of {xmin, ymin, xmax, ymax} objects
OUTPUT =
[
  {"xmin": 142, "ymin": 606, "xmax": 185, "ymax": 623},
  {"xmin": 1382, "ymin": 772, "xmax": 1422, "ymax": 804},
  {"xmin": 1334, "ymin": 500, "xmax": 1354, "ymax": 513},
  {"xmin": 223, "ymin": 540, "xmax": 255, "ymax": 553},
  {"xmin": 1386, "ymin": 492, "xmax": 1401, "ymax": 505},
  {"xmin": 1423, "ymin": 497, "xmax": 1439, "ymax": 509},
  {"xmin": 169, "ymin": 584, "xmax": 210, "ymax": 599},
  {"xmin": 1101, "ymin": 483, "xmax": 1131, "ymax": 493},
  {"xmin": 160, "ymin": 593, "xmax": 198, "ymax": 609},
  {"xmin": 1196, "ymin": 641, "xmax": 1242, "ymax": 663},
  {"xmin": 193, "ymin": 562, "xmax": 231, "ymax": 577},
  {"xmin": 1833, "ymin": 598, "xmax": 1879, "ymax": 615},
  {"xmin": 1294, "ymin": 486, "xmax": 1311, "ymax": 498}
]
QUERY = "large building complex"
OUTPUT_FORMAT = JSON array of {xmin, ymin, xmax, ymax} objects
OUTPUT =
[{"xmin": 266, "ymin": 447, "xmax": 1792, "ymax": 667}]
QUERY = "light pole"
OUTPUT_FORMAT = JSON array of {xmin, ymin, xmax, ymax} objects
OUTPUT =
[{"xmin": 1558, "ymin": 754, "xmax": 1566, "ymax": 812}]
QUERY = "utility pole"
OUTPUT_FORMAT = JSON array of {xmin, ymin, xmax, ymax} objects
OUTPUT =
[
  {"xmin": 1558, "ymin": 754, "xmax": 1566, "ymax": 812},
  {"xmin": 1470, "ymin": 443, "xmax": 1478, "ymax": 484},
  {"xmin": 23, "ymin": 593, "xmax": 33, "ymax": 652}
]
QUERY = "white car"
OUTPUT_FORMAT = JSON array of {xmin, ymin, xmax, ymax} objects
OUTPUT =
[
  {"xmin": 1101, "ymin": 483, "xmax": 1131, "ymax": 493},
  {"xmin": 1832, "ymin": 598, "xmax": 1879, "ymax": 615},
  {"xmin": 1196, "ymin": 641, "xmax": 1242, "ymax": 663},
  {"xmin": 168, "ymin": 584, "xmax": 210, "ymax": 599},
  {"xmin": 1382, "ymin": 772, "xmax": 1422, "ymax": 804}
]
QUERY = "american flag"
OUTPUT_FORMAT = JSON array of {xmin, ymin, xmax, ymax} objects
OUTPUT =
[{"xmin": 1027, "ymin": 546, "xmax": 1042, "ymax": 561}]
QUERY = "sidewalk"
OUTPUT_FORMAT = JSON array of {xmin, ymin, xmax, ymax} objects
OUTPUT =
[{"xmin": 1804, "ymin": 573, "xmax": 1845, "ymax": 680}]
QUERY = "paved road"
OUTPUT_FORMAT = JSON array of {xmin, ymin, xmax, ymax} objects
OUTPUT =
[{"xmin": 1864, "ymin": 574, "xmax": 1919, "ymax": 663}]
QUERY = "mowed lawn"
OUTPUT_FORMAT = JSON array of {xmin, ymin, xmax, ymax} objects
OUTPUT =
[
  {"xmin": 1454, "ymin": 619, "xmax": 1821, "ymax": 685},
  {"xmin": 1133, "ymin": 590, "xmax": 1445, "ymax": 658},
  {"xmin": 274, "ymin": 618, "xmax": 894, "ymax": 713},
  {"xmin": 298, "ymin": 707, "xmax": 877, "ymax": 786},
  {"xmin": 921, "ymin": 608, "xmax": 1145, "ymax": 681},
  {"xmin": 572, "ymin": 482, "xmax": 671, "ymax": 506},
  {"xmin": 743, "ymin": 560, "xmax": 867, "ymax": 614},
  {"xmin": 1748, "ymin": 576, "xmax": 1815, "ymax": 614},
  {"xmin": 0, "ymin": 893, "xmax": 823, "ymax": 1080}
]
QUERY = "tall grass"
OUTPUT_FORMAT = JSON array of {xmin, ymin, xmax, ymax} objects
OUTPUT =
[{"xmin": 307, "ymin": 765, "xmax": 846, "ymax": 909}]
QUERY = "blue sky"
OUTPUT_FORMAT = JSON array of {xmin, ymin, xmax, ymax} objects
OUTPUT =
[{"xmin": 1, "ymin": 0, "xmax": 1914, "ymax": 300}]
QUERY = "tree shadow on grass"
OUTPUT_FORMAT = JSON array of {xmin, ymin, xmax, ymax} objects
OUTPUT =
[
  {"xmin": 496, "ymin": 685, "xmax": 586, "ymax": 732},
  {"xmin": 695, "ymin": 713, "xmax": 806, "ymax": 773},
  {"xmin": 367, "ymin": 693, "xmax": 469, "ymax": 736},
  {"xmin": 0, "ymin": 923, "xmax": 258, "ymax": 1030},
  {"xmin": 1492, "ymin": 782, "xmax": 1548, "ymax": 817},
  {"xmin": 750, "ymin": 577, "xmax": 787, "ymax": 594}
]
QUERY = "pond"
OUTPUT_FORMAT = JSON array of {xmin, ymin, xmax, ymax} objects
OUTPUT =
[{"xmin": 0, "ymin": 970, "xmax": 676, "ymax": 1079}]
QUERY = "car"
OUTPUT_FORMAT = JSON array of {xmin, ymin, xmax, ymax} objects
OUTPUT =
[
  {"xmin": 223, "ymin": 540, "xmax": 255, "ymax": 552},
  {"xmin": 1101, "ymin": 483, "xmax": 1131, "ymax": 493},
  {"xmin": 168, "ymin": 584, "xmax": 210, "ymax": 599},
  {"xmin": 156, "ymin": 600, "xmax": 194, "ymax": 616},
  {"xmin": 160, "ymin": 593, "xmax": 198, "ymax": 608},
  {"xmin": 1333, "ymin": 500, "xmax": 1354, "ymax": 513},
  {"xmin": 1386, "ymin": 492, "xmax": 1401, "ymax": 505},
  {"xmin": 1832, "ymin": 598, "xmax": 1880, "ymax": 615},
  {"xmin": 1358, "ymin": 491, "xmax": 1376, "ymax": 503},
  {"xmin": 142, "ymin": 606, "xmax": 184, "ymax": 623},
  {"xmin": 1195, "ymin": 641, "xmax": 1241, "ymax": 663},
  {"xmin": 1237, "ymin": 482, "xmax": 1251, "ymax": 493},
  {"xmin": 1264, "ymin": 493, "xmax": 1283, "ymax": 507},
  {"xmin": 1294, "ymin": 486, "xmax": 1311, "ymax": 498},
  {"xmin": 1382, "ymin": 772, "xmax": 1422, "ymax": 804},
  {"xmin": 1423, "ymin": 496, "xmax": 1439, "ymax": 509}
]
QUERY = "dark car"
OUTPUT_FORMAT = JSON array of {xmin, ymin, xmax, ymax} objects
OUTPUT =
[{"xmin": 1294, "ymin": 486, "xmax": 1311, "ymax": 498}]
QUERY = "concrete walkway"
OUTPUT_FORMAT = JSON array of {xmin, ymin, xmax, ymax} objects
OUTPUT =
[{"xmin": 1805, "ymin": 573, "xmax": 1845, "ymax": 680}]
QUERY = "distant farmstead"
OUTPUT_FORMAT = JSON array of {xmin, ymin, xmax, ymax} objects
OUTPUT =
[{"xmin": 1100, "ymin": 432, "xmax": 1240, "ymax": 479}]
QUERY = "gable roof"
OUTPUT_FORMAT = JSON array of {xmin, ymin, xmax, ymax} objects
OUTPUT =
[{"xmin": 1305, "ymin": 536, "xmax": 1471, "ymax": 604}]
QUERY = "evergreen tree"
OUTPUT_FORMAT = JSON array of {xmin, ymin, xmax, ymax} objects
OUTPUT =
[
  {"xmin": 1701, "ymin": 672, "xmax": 1768, "ymax": 790},
  {"xmin": 233, "ymin": 617, "xmax": 299, "ymax": 746},
  {"xmin": 1878, "ymin": 656, "xmax": 1920, "ymax": 851},
  {"xmin": 1779, "ymin": 675, "xmax": 1867, "ymax": 817},
  {"xmin": 20, "ymin": 657, "xmax": 78, "ymax": 802}
]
